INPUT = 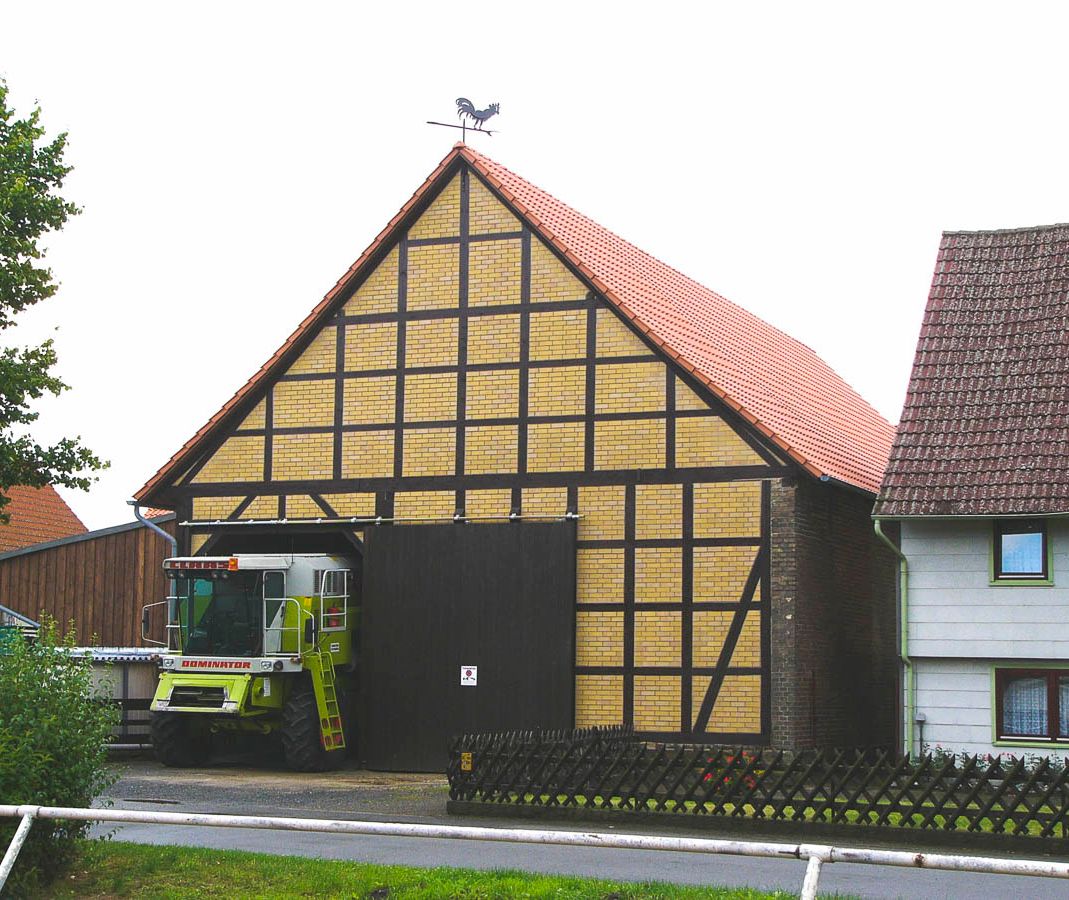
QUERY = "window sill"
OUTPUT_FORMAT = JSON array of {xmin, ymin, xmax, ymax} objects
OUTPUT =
[
  {"xmin": 989, "ymin": 578, "xmax": 1053, "ymax": 587},
  {"xmin": 994, "ymin": 738, "xmax": 1069, "ymax": 749}
]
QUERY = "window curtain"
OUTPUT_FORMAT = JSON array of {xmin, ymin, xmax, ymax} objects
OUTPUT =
[
  {"xmin": 1003, "ymin": 676, "xmax": 1048, "ymax": 736},
  {"xmin": 1060, "ymin": 677, "xmax": 1069, "ymax": 739}
]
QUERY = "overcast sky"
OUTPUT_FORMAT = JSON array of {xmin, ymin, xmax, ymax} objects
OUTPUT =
[{"xmin": 1, "ymin": 2, "xmax": 1066, "ymax": 530}]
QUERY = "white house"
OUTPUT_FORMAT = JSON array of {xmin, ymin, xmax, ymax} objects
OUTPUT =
[{"xmin": 874, "ymin": 223, "xmax": 1069, "ymax": 758}]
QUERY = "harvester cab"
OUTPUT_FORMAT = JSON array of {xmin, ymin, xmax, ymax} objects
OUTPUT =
[{"xmin": 144, "ymin": 553, "xmax": 358, "ymax": 771}]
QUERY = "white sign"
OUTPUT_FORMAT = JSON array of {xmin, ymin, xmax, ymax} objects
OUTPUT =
[{"xmin": 460, "ymin": 665, "xmax": 478, "ymax": 686}]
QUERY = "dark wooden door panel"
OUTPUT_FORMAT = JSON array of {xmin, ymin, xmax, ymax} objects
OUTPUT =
[{"xmin": 360, "ymin": 522, "xmax": 576, "ymax": 771}]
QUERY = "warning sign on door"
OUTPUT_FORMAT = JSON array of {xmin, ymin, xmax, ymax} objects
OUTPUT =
[{"xmin": 460, "ymin": 665, "xmax": 478, "ymax": 686}]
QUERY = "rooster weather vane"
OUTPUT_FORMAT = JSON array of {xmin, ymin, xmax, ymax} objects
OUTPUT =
[{"xmin": 426, "ymin": 97, "xmax": 501, "ymax": 140}]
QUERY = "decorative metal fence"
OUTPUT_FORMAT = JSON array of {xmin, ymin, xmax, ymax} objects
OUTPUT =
[{"xmin": 447, "ymin": 728, "xmax": 1069, "ymax": 841}]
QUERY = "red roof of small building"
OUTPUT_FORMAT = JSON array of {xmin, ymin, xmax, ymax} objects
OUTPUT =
[
  {"xmin": 875, "ymin": 224, "xmax": 1069, "ymax": 517},
  {"xmin": 137, "ymin": 145, "xmax": 894, "ymax": 501},
  {"xmin": 0, "ymin": 485, "xmax": 87, "ymax": 553}
]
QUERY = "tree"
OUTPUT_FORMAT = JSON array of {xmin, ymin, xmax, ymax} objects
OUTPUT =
[{"xmin": 0, "ymin": 79, "xmax": 105, "ymax": 519}]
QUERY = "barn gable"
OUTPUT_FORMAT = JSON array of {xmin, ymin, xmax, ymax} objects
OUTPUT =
[{"xmin": 137, "ymin": 147, "xmax": 895, "ymax": 749}]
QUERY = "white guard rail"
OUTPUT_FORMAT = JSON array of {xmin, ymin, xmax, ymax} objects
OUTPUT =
[{"xmin": 3, "ymin": 804, "xmax": 1069, "ymax": 898}]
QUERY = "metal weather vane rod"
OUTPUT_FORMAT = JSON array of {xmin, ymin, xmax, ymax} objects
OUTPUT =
[{"xmin": 427, "ymin": 97, "xmax": 501, "ymax": 139}]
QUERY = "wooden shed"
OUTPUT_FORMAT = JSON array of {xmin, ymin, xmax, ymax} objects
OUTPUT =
[{"xmin": 0, "ymin": 514, "xmax": 175, "ymax": 646}]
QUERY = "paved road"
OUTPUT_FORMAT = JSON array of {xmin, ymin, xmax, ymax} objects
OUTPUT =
[{"xmin": 95, "ymin": 757, "xmax": 1069, "ymax": 899}]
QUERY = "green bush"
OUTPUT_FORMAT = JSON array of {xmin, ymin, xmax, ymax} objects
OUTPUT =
[{"xmin": 0, "ymin": 617, "xmax": 117, "ymax": 895}]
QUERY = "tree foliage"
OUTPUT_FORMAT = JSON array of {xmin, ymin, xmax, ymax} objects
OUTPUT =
[
  {"xmin": 0, "ymin": 618, "xmax": 118, "ymax": 895},
  {"xmin": 0, "ymin": 79, "xmax": 105, "ymax": 519}
]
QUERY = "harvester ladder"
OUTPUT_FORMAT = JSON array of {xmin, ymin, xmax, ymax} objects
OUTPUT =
[{"xmin": 307, "ymin": 649, "xmax": 345, "ymax": 752}]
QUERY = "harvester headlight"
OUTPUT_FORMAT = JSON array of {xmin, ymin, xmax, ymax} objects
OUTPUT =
[{"xmin": 273, "ymin": 660, "xmax": 284, "ymax": 671}]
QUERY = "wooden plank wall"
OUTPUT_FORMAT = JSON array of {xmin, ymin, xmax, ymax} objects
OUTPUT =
[{"xmin": 0, "ymin": 518, "xmax": 175, "ymax": 646}]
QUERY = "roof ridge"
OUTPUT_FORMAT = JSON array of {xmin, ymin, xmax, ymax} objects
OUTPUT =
[{"xmin": 942, "ymin": 222, "xmax": 1069, "ymax": 237}]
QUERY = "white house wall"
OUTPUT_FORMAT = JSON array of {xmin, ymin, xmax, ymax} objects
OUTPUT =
[
  {"xmin": 901, "ymin": 518, "xmax": 1069, "ymax": 757},
  {"xmin": 903, "ymin": 519, "xmax": 1069, "ymax": 658},
  {"xmin": 909, "ymin": 658, "xmax": 994, "ymax": 756}
]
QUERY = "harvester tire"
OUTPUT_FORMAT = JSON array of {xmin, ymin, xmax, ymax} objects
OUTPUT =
[
  {"xmin": 151, "ymin": 713, "xmax": 213, "ymax": 767},
  {"xmin": 281, "ymin": 676, "xmax": 347, "ymax": 772}
]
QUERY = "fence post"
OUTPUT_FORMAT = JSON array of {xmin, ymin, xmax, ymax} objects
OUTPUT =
[
  {"xmin": 0, "ymin": 808, "xmax": 37, "ymax": 891},
  {"xmin": 800, "ymin": 853, "xmax": 825, "ymax": 900}
]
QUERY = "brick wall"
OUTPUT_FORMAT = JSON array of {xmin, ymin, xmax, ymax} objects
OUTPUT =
[{"xmin": 770, "ymin": 477, "xmax": 898, "ymax": 749}]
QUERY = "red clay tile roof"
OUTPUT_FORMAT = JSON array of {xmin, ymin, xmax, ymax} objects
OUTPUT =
[
  {"xmin": 0, "ymin": 485, "xmax": 87, "ymax": 553},
  {"xmin": 875, "ymin": 224, "xmax": 1069, "ymax": 517},
  {"xmin": 137, "ymin": 144, "xmax": 894, "ymax": 502}
]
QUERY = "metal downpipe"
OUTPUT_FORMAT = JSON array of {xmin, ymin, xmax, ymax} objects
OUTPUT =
[
  {"xmin": 874, "ymin": 518, "xmax": 914, "ymax": 758},
  {"xmin": 128, "ymin": 500, "xmax": 177, "ymax": 557}
]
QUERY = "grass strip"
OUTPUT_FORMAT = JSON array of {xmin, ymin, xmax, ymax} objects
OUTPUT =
[{"xmin": 35, "ymin": 840, "xmax": 805, "ymax": 899}]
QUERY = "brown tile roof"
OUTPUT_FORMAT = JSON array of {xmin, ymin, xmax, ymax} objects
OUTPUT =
[
  {"xmin": 137, "ymin": 144, "xmax": 894, "ymax": 502},
  {"xmin": 875, "ymin": 224, "xmax": 1069, "ymax": 518},
  {"xmin": 0, "ymin": 485, "xmax": 87, "ymax": 553}
]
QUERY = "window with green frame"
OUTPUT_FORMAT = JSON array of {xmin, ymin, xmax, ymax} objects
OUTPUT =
[
  {"xmin": 996, "ymin": 668, "xmax": 1069, "ymax": 742},
  {"xmin": 993, "ymin": 519, "xmax": 1048, "ymax": 581}
]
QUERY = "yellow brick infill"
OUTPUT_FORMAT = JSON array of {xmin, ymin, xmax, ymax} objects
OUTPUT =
[
  {"xmin": 343, "ymin": 246, "xmax": 400, "ymax": 316},
  {"xmin": 469, "ymin": 239, "xmax": 522, "ymax": 307},
  {"xmin": 192, "ymin": 436, "xmax": 264, "ymax": 483},
  {"xmin": 272, "ymin": 432, "xmax": 332, "ymax": 481},
  {"xmin": 405, "ymin": 318, "xmax": 459, "ymax": 369},
  {"xmin": 527, "ymin": 421, "xmax": 585, "ymax": 472},
  {"xmin": 407, "ymin": 243, "xmax": 460, "ymax": 311},
  {"xmin": 635, "ymin": 546, "xmax": 683, "ymax": 603},
  {"xmin": 577, "ymin": 548, "xmax": 625, "ymax": 603},
  {"xmin": 577, "ymin": 485, "xmax": 626, "ymax": 540},
  {"xmin": 466, "ymin": 369, "xmax": 519, "ymax": 420},
  {"xmin": 192, "ymin": 496, "xmax": 245, "ymax": 520},
  {"xmin": 284, "ymin": 494, "xmax": 325, "ymax": 519},
  {"xmin": 464, "ymin": 425, "xmax": 518, "ymax": 475},
  {"xmin": 469, "ymin": 175, "xmax": 521, "ymax": 235},
  {"xmin": 236, "ymin": 399, "xmax": 266, "ymax": 431},
  {"xmin": 343, "ymin": 377, "xmax": 396, "ymax": 426},
  {"xmin": 340, "ymin": 430, "xmax": 394, "ymax": 479},
  {"xmin": 693, "ymin": 546, "xmax": 759, "ymax": 603},
  {"xmin": 634, "ymin": 676, "xmax": 682, "ymax": 732},
  {"xmin": 404, "ymin": 372, "xmax": 458, "ymax": 422},
  {"xmin": 394, "ymin": 490, "xmax": 456, "ymax": 520},
  {"xmin": 528, "ymin": 366, "xmax": 585, "ymax": 418},
  {"xmin": 344, "ymin": 321, "xmax": 397, "ymax": 371},
  {"xmin": 676, "ymin": 416, "xmax": 764, "ymax": 468},
  {"xmin": 693, "ymin": 481, "xmax": 761, "ymax": 538},
  {"xmin": 273, "ymin": 379, "xmax": 334, "ymax": 429},
  {"xmin": 320, "ymin": 492, "xmax": 376, "ymax": 518},
  {"xmin": 594, "ymin": 362, "xmax": 665, "ymax": 414},
  {"xmin": 530, "ymin": 237, "xmax": 587, "ymax": 303},
  {"xmin": 634, "ymin": 610, "xmax": 682, "ymax": 667},
  {"xmin": 596, "ymin": 307, "xmax": 650, "ymax": 357},
  {"xmin": 239, "ymin": 495, "xmax": 281, "ymax": 519},
  {"xmin": 467, "ymin": 314, "xmax": 520, "ymax": 365},
  {"xmin": 576, "ymin": 610, "xmax": 623, "ymax": 667},
  {"xmin": 522, "ymin": 487, "xmax": 568, "ymax": 517},
  {"xmin": 463, "ymin": 488, "xmax": 512, "ymax": 519},
  {"xmin": 576, "ymin": 674, "xmax": 623, "ymax": 727},
  {"xmin": 285, "ymin": 327, "xmax": 338, "ymax": 376},
  {"xmin": 402, "ymin": 427, "xmax": 455, "ymax": 477},
  {"xmin": 529, "ymin": 309, "xmax": 586, "ymax": 361},
  {"xmin": 407, "ymin": 173, "xmax": 460, "ymax": 241},
  {"xmin": 594, "ymin": 419, "xmax": 665, "ymax": 470},
  {"xmin": 635, "ymin": 483, "xmax": 682, "ymax": 540}
]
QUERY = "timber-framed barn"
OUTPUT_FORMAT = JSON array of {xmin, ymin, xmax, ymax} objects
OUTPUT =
[{"xmin": 136, "ymin": 145, "xmax": 898, "ymax": 768}]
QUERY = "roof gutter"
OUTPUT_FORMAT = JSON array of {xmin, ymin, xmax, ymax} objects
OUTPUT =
[{"xmin": 873, "ymin": 518, "xmax": 913, "ymax": 759}]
